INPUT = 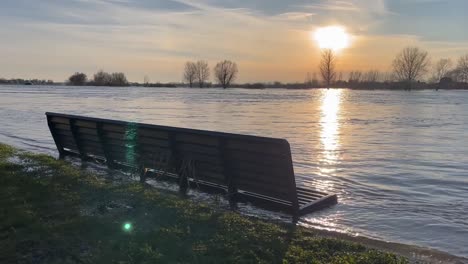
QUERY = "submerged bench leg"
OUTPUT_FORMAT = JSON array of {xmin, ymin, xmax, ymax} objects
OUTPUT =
[
  {"xmin": 179, "ymin": 161, "xmax": 189, "ymax": 194},
  {"xmin": 179, "ymin": 173, "xmax": 188, "ymax": 194},
  {"xmin": 227, "ymin": 184, "xmax": 238, "ymax": 209},
  {"xmin": 139, "ymin": 168, "xmax": 147, "ymax": 183},
  {"xmin": 292, "ymin": 214, "xmax": 299, "ymax": 224},
  {"xmin": 228, "ymin": 195, "xmax": 238, "ymax": 209},
  {"xmin": 178, "ymin": 158, "xmax": 191, "ymax": 195}
]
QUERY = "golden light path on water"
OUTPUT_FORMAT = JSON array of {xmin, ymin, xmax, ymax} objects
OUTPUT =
[
  {"xmin": 316, "ymin": 89, "xmax": 343, "ymax": 192},
  {"xmin": 320, "ymin": 89, "xmax": 342, "ymax": 163},
  {"xmin": 301, "ymin": 89, "xmax": 349, "ymax": 234}
]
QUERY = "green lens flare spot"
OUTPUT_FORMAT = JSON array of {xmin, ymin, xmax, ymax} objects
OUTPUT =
[{"xmin": 123, "ymin": 222, "xmax": 132, "ymax": 232}]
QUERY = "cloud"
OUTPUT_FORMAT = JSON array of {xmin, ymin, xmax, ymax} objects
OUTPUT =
[{"xmin": 1, "ymin": 0, "xmax": 312, "ymax": 81}]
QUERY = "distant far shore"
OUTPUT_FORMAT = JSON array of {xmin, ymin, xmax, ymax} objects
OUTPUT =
[
  {"xmin": 2, "ymin": 82, "xmax": 468, "ymax": 90},
  {"xmin": 2, "ymin": 75, "xmax": 468, "ymax": 91}
]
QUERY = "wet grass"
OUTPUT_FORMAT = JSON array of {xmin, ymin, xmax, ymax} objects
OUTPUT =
[{"xmin": 0, "ymin": 143, "xmax": 408, "ymax": 263}]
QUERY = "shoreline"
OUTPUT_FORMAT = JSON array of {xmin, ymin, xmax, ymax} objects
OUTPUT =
[
  {"xmin": 2, "ymin": 83, "xmax": 468, "ymax": 91},
  {"xmin": 0, "ymin": 143, "xmax": 466, "ymax": 263},
  {"xmin": 299, "ymin": 224, "xmax": 468, "ymax": 264}
]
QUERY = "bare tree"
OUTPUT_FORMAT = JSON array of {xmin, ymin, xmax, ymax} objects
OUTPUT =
[
  {"xmin": 93, "ymin": 70, "xmax": 112, "ymax": 86},
  {"xmin": 430, "ymin": 58, "xmax": 453, "ymax": 83},
  {"xmin": 305, "ymin": 72, "xmax": 312, "ymax": 86},
  {"xmin": 382, "ymin": 72, "xmax": 396, "ymax": 82},
  {"xmin": 305, "ymin": 72, "xmax": 319, "ymax": 87},
  {"xmin": 348, "ymin": 71, "xmax": 363, "ymax": 83},
  {"xmin": 183, "ymin": 61, "xmax": 197, "ymax": 88},
  {"xmin": 338, "ymin": 72, "xmax": 343, "ymax": 82},
  {"xmin": 195, "ymin": 60, "xmax": 210, "ymax": 88},
  {"xmin": 214, "ymin": 60, "xmax": 238, "ymax": 89},
  {"xmin": 110, "ymin": 72, "xmax": 128, "ymax": 86},
  {"xmin": 364, "ymin": 70, "xmax": 380, "ymax": 83},
  {"xmin": 312, "ymin": 72, "xmax": 319, "ymax": 87},
  {"xmin": 68, "ymin": 72, "xmax": 87, "ymax": 86},
  {"xmin": 392, "ymin": 47, "xmax": 430, "ymax": 89},
  {"xmin": 92, "ymin": 70, "xmax": 128, "ymax": 86},
  {"xmin": 319, "ymin": 49, "xmax": 337, "ymax": 88},
  {"xmin": 447, "ymin": 68, "xmax": 462, "ymax": 82},
  {"xmin": 455, "ymin": 54, "xmax": 468, "ymax": 82}
]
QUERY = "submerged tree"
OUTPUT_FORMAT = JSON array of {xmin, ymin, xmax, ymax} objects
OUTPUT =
[
  {"xmin": 364, "ymin": 70, "xmax": 380, "ymax": 83},
  {"xmin": 144, "ymin": 75, "xmax": 150, "ymax": 86},
  {"xmin": 305, "ymin": 72, "xmax": 319, "ymax": 87},
  {"xmin": 319, "ymin": 49, "xmax": 337, "ymax": 88},
  {"xmin": 214, "ymin": 60, "xmax": 238, "ymax": 89},
  {"xmin": 110, "ymin": 72, "xmax": 128, "ymax": 86},
  {"xmin": 183, "ymin": 61, "xmax": 197, "ymax": 88},
  {"xmin": 430, "ymin": 58, "xmax": 453, "ymax": 83},
  {"xmin": 68, "ymin": 72, "xmax": 87, "ymax": 86},
  {"xmin": 348, "ymin": 71, "xmax": 363, "ymax": 83},
  {"xmin": 455, "ymin": 54, "xmax": 468, "ymax": 83},
  {"xmin": 92, "ymin": 70, "xmax": 128, "ymax": 86},
  {"xmin": 392, "ymin": 47, "xmax": 430, "ymax": 89},
  {"xmin": 195, "ymin": 60, "xmax": 210, "ymax": 88},
  {"xmin": 93, "ymin": 70, "xmax": 112, "ymax": 86}
]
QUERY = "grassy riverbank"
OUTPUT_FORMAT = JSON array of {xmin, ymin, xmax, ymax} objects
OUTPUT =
[{"xmin": 0, "ymin": 143, "xmax": 407, "ymax": 263}]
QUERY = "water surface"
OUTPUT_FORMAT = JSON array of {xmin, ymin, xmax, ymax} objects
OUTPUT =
[{"xmin": 0, "ymin": 85, "xmax": 467, "ymax": 257}]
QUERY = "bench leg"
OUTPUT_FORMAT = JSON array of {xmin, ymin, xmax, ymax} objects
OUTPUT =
[
  {"xmin": 179, "ymin": 175, "xmax": 188, "ymax": 194},
  {"xmin": 228, "ymin": 194, "xmax": 238, "ymax": 209},
  {"xmin": 227, "ymin": 184, "xmax": 238, "ymax": 209},
  {"xmin": 139, "ymin": 168, "xmax": 147, "ymax": 183},
  {"xmin": 292, "ymin": 214, "xmax": 299, "ymax": 224}
]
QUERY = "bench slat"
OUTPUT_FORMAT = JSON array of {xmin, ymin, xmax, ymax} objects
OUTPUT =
[
  {"xmin": 226, "ymin": 139, "xmax": 288, "ymax": 156},
  {"xmin": 50, "ymin": 116, "xmax": 71, "ymax": 125},
  {"xmin": 54, "ymin": 129, "xmax": 74, "ymax": 137},
  {"xmin": 237, "ymin": 179, "xmax": 291, "ymax": 201},
  {"xmin": 139, "ymin": 137, "xmax": 171, "ymax": 148},
  {"xmin": 139, "ymin": 128, "xmax": 169, "ymax": 139},
  {"xmin": 54, "ymin": 123, "xmax": 71, "ymax": 131},
  {"xmin": 226, "ymin": 150, "xmax": 289, "ymax": 166},
  {"xmin": 77, "ymin": 133, "xmax": 101, "ymax": 143},
  {"xmin": 74, "ymin": 120, "xmax": 97, "ymax": 129},
  {"xmin": 176, "ymin": 133, "xmax": 219, "ymax": 147}
]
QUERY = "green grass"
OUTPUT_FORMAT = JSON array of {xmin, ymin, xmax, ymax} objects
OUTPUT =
[{"xmin": 0, "ymin": 143, "xmax": 408, "ymax": 264}]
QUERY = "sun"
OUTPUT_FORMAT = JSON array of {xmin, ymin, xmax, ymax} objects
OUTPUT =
[{"xmin": 313, "ymin": 26, "xmax": 350, "ymax": 51}]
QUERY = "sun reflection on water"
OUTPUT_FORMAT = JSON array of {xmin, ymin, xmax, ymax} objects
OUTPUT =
[
  {"xmin": 301, "ymin": 89, "xmax": 344, "ymax": 231},
  {"xmin": 308, "ymin": 89, "xmax": 344, "ymax": 194},
  {"xmin": 320, "ymin": 89, "xmax": 343, "ymax": 166}
]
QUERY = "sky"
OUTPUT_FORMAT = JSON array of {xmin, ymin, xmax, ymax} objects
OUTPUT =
[{"xmin": 0, "ymin": 0, "xmax": 467, "ymax": 83}]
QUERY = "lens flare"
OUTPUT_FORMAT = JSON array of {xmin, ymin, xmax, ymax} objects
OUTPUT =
[{"xmin": 123, "ymin": 222, "xmax": 132, "ymax": 231}]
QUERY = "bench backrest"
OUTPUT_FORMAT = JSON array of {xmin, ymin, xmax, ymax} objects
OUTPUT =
[{"xmin": 46, "ymin": 112, "xmax": 299, "ymax": 212}]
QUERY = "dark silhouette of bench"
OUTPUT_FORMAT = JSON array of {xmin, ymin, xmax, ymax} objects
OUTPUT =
[{"xmin": 46, "ymin": 112, "xmax": 337, "ymax": 217}]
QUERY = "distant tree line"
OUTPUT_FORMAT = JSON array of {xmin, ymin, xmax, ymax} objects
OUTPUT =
[
  {"xmin": 0, "ymin": 78, "xmax": 55, "ymax": 85},
  {"xmin": 183, "ymin": 60, "xmax": 238, "ymax": 88},
  {"xmin": 132, "ymin": 82, "xmax": 177, "ymax": 88},
  {"xmin": 68, "ymin": 70, "xmax": 129, "ymax": 86},
  {"xmin": 3, "ymin": 48, "xmax": 468, "ymax": 90},
  {"xmin": 314, "ymin": 46, "xmax": 468, "ymax": 90}
]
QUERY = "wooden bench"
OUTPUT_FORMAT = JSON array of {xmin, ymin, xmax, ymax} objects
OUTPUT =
[{"xmin": 46, "ymin": 112, "xmax": 337, "ymax": 217}]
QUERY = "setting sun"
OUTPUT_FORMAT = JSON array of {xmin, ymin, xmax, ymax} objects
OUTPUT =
[{"xmin": 313, "ymin": 26, "xmax": 350, "ymax": 51}]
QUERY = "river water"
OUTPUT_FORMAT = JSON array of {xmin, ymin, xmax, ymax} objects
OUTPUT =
[{"xmin": 0, "ymin": 85, "xmax": 467, "ymax": 258}]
